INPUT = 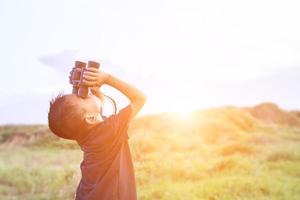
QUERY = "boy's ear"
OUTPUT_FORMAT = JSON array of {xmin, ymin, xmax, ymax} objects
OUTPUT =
[{"xmin": 84, "ymin": 114, "xmax": 101, "ymax": 125}]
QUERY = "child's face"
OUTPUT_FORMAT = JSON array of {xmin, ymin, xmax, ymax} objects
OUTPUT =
[
  {"xmin": 68, "ymin": 94, "xmax": 103, "ymax": 123},
  {"xmin": 83, "ymin": 95, "xmax": 102, "ymax": 114},
  {"xmin": 82, "ymin": 94, "xmax": 104, "ymax": 123}
]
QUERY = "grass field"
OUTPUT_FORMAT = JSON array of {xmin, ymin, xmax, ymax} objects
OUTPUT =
[{"xmin": 0, "ymin": 103, "xmax": 300, "ymax": 200}]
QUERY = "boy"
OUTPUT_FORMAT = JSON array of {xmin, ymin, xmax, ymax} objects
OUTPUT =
[{"xmin": 48, "ymin": 66, "xmax": 147, "ymax": 200}]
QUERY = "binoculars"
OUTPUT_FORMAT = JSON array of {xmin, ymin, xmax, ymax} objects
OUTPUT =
[{"xmin": 71, "ymin": 60, "xmax": 100, "ymax": 98}]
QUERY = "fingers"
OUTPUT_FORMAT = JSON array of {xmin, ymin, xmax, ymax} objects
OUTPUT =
[
  {"xmin": 82, "ymin": 75, "xmax": 97, "ymax": 81},
  {"xmin": 80, "ymin": 80, "xmax": 98, "ymax": 86},
  {"xmin": 83, "ymin": 71, "xmax": 98, "ymax": 77},
  {"xmin": 82, "ymin": 71, "xmax": 99, "ymax": 80},
  {"xmin": 69, "ymin": 77, "xmax": 72, "ymax": 84},
  {"xmin": 82, "ymin": 70, "xmax": 99, "ymax": 82},
  {"xmin": 69, "ymin": 67, "xmax": 101, "ymax": 86},
  {"xmin": 69, "ymin": 68, "xmax": 84, "ymax": 85},
  {"xmin": 69, "ymin": 69, "xmax": 74, "ymax": 84},
  {"xmin": 85, "ymin": 68, "xmax": 99, "ymax": 73}
]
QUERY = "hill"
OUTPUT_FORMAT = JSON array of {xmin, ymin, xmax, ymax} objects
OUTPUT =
[
  {"xmin": 2, "ymin": 102, "xmax": 299, "ymax": 146},
  {"xmin": 245, "ymin": 102, "xmax": 300, "ymax": 127},
  {"xmin": 0, "ymin": 102, "xmax": 300, "ymax": 200}
]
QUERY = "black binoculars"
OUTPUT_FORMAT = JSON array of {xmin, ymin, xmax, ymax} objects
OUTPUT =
[{"xmin": 71, "ymin": 60, "xmax": 100, "ymax": 98}]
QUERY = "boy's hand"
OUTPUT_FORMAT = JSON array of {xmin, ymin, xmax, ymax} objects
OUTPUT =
[
  {"xmin": 68, "ymin": 67, "xmax": 83, "ymax": 86},
  {"xmin": 68, "ymin": 68, "xmax": 75, "ymax": 85},
  {"xmin": 81, "ymin": 68, "xmax": 108, "ymax": 88}
]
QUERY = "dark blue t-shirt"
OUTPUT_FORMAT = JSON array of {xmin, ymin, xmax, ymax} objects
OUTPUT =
[{"xmin": 75, "ymin": 105, "xmax": 137, "ymax": 200}]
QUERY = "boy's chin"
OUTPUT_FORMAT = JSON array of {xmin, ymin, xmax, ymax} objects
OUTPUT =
[{"xmin": 86, "ymin": 119, "xmax": 103, "ymax": 128}]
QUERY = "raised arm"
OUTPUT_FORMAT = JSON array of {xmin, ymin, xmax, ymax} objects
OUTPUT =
[
  {"xmin": 104, "ymin": 73, "xmax": 147, "ymax": 121},
  {"xmin": 81, "ymin": 68, "xmax": 147, "ymax": 121}
]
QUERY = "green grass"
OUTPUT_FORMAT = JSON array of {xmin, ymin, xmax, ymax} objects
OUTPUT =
[
  {"xmin": 0, "ymin": 146, "xmax": 81, "ymax": 200},
  {"xmin": 1, "ymin": 106, "xmax": 300, "ymax": 200}
]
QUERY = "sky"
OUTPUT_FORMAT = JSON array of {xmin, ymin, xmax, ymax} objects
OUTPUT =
[{"xmin": 0, "ymin": 0, "xmax": 299, "ymax": 124}]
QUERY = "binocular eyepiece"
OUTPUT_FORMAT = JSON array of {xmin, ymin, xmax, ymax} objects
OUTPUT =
[{"xmin": 71, "ymin": 60, "xmax": 100, "ymax": 98}]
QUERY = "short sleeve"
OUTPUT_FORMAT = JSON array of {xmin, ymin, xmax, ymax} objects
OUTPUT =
[
  {"xmin": 80, "ymin": 104, "xmax": 133, "ymax": 150},
  {"xmin": 109, "ymin": 104, "xmax": 132, "ymax": 141},
  {"xmin": 114, "ymin": 104, "xmax": 132, "ymax": 131}
]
